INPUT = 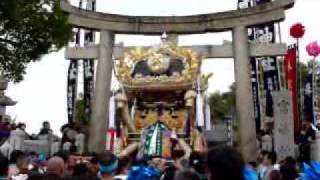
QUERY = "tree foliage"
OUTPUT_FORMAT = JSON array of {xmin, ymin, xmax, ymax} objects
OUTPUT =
[
  {"xmin": 0, "ymin": 0, "xmax": 72, "ymax": 82},
  {"xmin": 208, "ymin": 83, "xmax": 236, "ymax": 122},
  {"xmin": 75, "ymin": 94, "xmax": 89, "ymax": 125},
  {"xmin": 299, "ymin": 62, "xmax": 308, "ymax": 84}
]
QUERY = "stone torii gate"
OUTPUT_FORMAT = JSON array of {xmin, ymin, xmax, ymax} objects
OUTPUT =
[{"xmin": 61, "ymin": 0, "xmax": 294, "ymax": 161}]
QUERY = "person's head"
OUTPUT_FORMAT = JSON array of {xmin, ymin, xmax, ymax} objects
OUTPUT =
[
  {"xmin": 47, "ymin": 156, "xmax": 65, "ymax": 177},
  {"xmin": 9, "ymin": 150, "xmax": 24, "ymax": 164},
  {"xmin": 207, "ymin": 145, "xmax": 245, "ymax": 180},
  {"xmin": 257, "ymin": 150, "xmax": 268, "ymax": 165},
  {"xmin": 269, "ymin": 170, "xmax": 281, "ymax": 180},
  {"xmin": 174, "ymin": 169, "xmax": 201, "ymax": 180},
  {"xmin": 190, "ymin": 152, "xmax": 206, "ymax": 174},
  {"xmin": 97, "ymin": 151, "xmax": 118, "ymax": 177},
  {"xmin": 282, "ymin": 156, "xmax": 296, "ymax": 166},
  {"xmin": 73, "ymin": 163, "xmax": 89, "ymax": 176},
  {"xmin": 43, "ymin": 121, "xmax": 50, "ymax": 129},
  {"xmin": 54, "ymin": 150, "xmax": 76, "ymax": 176},
  {"xmin": 280, "ymin": 157, "xmax": 298, "ymax": 180},
  {"xmin": 0, "ymin": 153, "xmax": 9, "ymax": 177},
  {"xmin": 116, "ymin": 156, "xmax": 132, "ymax": 175},
  {"xmin": 17, "ymin": 123, "xmax": 26, "ymax": 131},
  {"xmin": 87, "ymin": 155, "xmax": 99, "ymax": 177},
  {"xmin": 302, "ymin": 120, "xmax": 312, "ymax": 129},
  {"xmin": 16, "ymin": 153, "xmax": 29, "ymax": 172},
  {"xmin": 161, "ymin": 166, "xmax": 177, "ymax": 180},
  {"xmin": 10, "ymin": 123, "xmax": 16, "ymax": 130},
  {"xmin": 262, "ymin": 151, "xmax": 277, "ymax": 166}
]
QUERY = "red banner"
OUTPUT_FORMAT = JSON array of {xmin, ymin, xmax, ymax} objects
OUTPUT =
[{"xmin": 285, "ymin": 47, "xmax": 299, "ymax": 133}]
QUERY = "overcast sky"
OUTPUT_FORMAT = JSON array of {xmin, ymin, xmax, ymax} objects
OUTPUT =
[{"xmin": 5, "ymin": 0, "xmax": 320, "ymax": 135}]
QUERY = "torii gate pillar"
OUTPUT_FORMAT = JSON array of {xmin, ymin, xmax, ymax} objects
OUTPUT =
[
  {"xmin": 233, "ymin": 26, "xmax": 257, "ymax": 161},
  {"xmin": 89, "ymin": 30, "xmax": 115, "ymax": 153}
]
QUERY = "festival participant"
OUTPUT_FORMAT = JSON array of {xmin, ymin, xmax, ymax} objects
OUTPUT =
[
  {"xmin": 189, "ymin": 152, "xmax": 207, "ymax": 179},
  {"xmin": 0, "ymin": 116, "xmax": 10, "ymax": 143},
  {"xmin": 258, "ymin": 151, "xmax": 277, "ymax": 180},
  {"xmin": 174, "ymin": 169, "xmax": 201, "ymax": 180},
  {"xmin": 72, "ymin": 163, "xmax": 90, "ymax": 177},
  {"xmin": 269, "ymin": 170, "xmax": 281, "ymax": 180},
  {"xmin": 279, "ymin": 157, "xmax": 298, "ymax": 180},
  {"xmin": 0, "ymin": 153, "xmax": 9, "ymax": 179},
  {"xmin": 9, "ymin": 124, "xmax": 27, "ymax": 151},
  {"xmin": 298, "ymin": 120, "xmax": 316, "ymax": 163},
  {"xmin": 87, "ymin": 154, "xmax": 100, "ymax": 178},
  {"xmin": 55, "ymin": 151, "xmax": 75, "ymax": 177},
  {"xmin": 97, "ymin": 151, "xmax": 118, "ymax": 180},
  {"xmin": 38, "ymin": 121, "xmax": 53, "ymax": 135},
  {"xmin": 17, "ymin": 123, "xmax": 29, "ymax": 139},
  {"xmin": 16, "ymin": 153, "xmax": 30, "ymax": 175},
  {"xmin": 207, "ymin": 145, "xmax": 245, "ymax": 180},
  {"xmin": 8, "ymin": 150, "xmax": 24, "ymax": 178},
  {"xmin": 44, "ymin": 156, "xmax": 65, "ymax": 180},
  {"xmin": 115, "ymin": 156, "xmax": 132, "ymax": 178}
]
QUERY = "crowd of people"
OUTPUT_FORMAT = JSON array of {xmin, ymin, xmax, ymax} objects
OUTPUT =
[
  {"xmin": 0, "ymin": 117, "xmax": 318, "ymax": 180},
  {"xmin": 0, "ymin": 143, "xmax": 310, "ymax": 180},
  {"xmin": 0, "ymin": 116, "xmax": 88, "ymax": 157}
]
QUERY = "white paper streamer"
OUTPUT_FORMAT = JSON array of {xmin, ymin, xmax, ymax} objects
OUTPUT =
[
  {"xmin": 130, "ymin": 98, "xmax": 136, "ymax": 121},
  {"xmin": 196, "ymin": 93, "xmax": 205, "ymax": 127},
  {"xmin": 205, "ymin": 102, "xmax": 212, "ymax": 130},
  {"xmin": 196, "ymin": 77, "xmax": 205, "ymax": 127}
]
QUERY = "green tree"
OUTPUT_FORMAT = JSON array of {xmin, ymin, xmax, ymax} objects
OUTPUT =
[
  {"xmin": 75, "ymin": 94, "xmax": 89, "ymax": 125},
  {"xmin": 208, "ymin": 83, "xmax": 235, "ymax": 122},
  {"xmin": 299, "ymin": 62, "xmax": 308, "ymax": 85},
  {"xmin": 0, "ymin": 0, "xmax": 72, "ymax": 82}
]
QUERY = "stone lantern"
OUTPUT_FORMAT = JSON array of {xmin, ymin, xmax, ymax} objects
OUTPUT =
[{"xmin": 0, "ymin": 77, "xmax": 16, "ymax": 117}]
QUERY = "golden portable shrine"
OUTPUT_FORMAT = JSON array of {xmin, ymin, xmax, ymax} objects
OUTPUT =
[{"xmin": 109, "ymin": 36, "xmax": 211, "ymax": 159}]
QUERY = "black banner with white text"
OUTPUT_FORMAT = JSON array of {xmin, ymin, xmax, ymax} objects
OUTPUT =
[{"xmin": 83, "ymin": 0, "xmax": 96, "ymax": 120}]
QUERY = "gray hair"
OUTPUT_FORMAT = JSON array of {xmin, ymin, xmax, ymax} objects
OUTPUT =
[{"xmin": 174, "ymin": 168, "xmax": 201, "ymax": 180}]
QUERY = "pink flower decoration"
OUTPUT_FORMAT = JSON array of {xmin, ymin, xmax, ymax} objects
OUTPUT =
[{"xmin": 306, "ymin": 41, "xmax": 320, "ymax": 57}]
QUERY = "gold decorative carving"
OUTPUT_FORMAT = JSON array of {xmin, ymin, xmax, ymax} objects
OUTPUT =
[
  {"xmin": 114, "ymin": 40, "xmax": 201, "ymax": 88},
  {"xmin": 134, "ymin": 110, "xmax": 187, "ymax": 133}
]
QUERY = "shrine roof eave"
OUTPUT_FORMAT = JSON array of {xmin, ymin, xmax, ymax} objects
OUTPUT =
[
  {"xmin": 60, "ymin": 0, "xmax": 294, "ymax": 35},
  {"xmin": 123, "ymin": 83, "xmax": 193, "ymax": 92}
]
